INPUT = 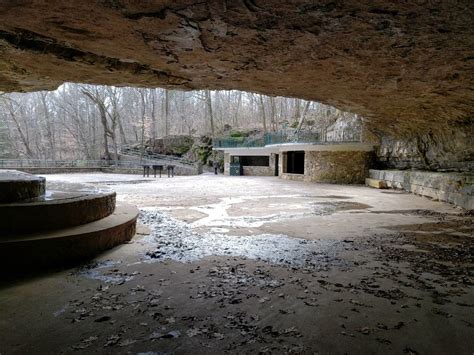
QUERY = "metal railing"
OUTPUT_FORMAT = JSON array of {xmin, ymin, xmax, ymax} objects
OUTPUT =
[
  {"xmin": 0, "ymin": 159, "xmax": 147, "ymax": 169},
  {"xmin": 0, "ymin": 159, "xmax": 203, "ymax": 175},
  {"xmin": 213, "ymin": 129, "xmax": 362, "ymax": 149},
  {"xmin": 212, "ymin": 136, "xmax": 266, "ymax": 149}
]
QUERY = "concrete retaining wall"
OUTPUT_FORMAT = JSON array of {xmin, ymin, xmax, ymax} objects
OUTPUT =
[{"xmin": 370, "ymin": 169, "xmax": 473, "ymax": 209}]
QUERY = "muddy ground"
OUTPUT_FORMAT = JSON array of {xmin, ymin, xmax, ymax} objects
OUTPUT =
[{"xmin": 0, "ymin": 173, "xmax": 472, "ymax": 354}]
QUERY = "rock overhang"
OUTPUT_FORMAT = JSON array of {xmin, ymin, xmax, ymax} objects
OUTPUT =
[{"xmin": 0, "ymin": 0, "xmax": 473, "ymax": 138}]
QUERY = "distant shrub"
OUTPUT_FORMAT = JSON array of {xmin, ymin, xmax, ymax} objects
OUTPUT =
[{"xmin": 229, "ymin": 131, "xmax": 249, "ymax": 138}]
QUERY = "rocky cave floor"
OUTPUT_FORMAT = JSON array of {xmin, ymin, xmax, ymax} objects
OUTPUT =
[{"xmin": 0, "ymin": 173, "xmax": 472, "ymax": 354}]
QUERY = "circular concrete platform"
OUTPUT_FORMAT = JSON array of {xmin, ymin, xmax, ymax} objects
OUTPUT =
[
  {"xmin": 0, "ymin": 203, "xmax": 139, "ymax": 269},
  {"xmin": 0, "ymin": 191, "xmax": 117, "ymax": 232},
  {"xmin": 0, "ymin": 170, "xmax": 45, "ymax": 202}
]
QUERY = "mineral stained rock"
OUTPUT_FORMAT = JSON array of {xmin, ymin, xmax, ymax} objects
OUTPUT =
[{"xmin": 0, "ymin": 1, "xmax": 473, "ymax": 166}]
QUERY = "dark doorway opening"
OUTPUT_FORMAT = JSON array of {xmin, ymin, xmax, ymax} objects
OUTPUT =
[
  {"xmin": 232, "ymin": 156, "xmax": 269, "ymax": 166},
  {"xmin": 274, "ymin": 154, "xmax": 279, "ymax": 176},
  {"xmin": 286, "ymin": 151, "xmax": 305, "ymax": 174}
]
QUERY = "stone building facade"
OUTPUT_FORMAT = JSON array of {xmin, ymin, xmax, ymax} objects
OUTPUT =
[{"xmin": 219, "ymin": 143, "xmax": 374, "ymax": 184}]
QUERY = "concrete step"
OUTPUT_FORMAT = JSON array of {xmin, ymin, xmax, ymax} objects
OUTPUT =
[
  {"xmin": 0, "ymin": 204, "xmax": 139, "ymax": 269},
  {"xmin": 0, "ymin": 191, "xmax": 116, "ymax": 233},
  {"xmin": 0, "ymin": 170, "xmax": 45, "ymax": 202},
  {"xmin": 365, "ymin": 178, "xmax": 388, "ymax": 189}
]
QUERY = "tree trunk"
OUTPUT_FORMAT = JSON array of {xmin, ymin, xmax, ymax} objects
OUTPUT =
[
  {"xmin": 205, "ymin": 90, "xmax": 215, "ymax": 137},
  {"xmin": 164, "ymin": 89, "xmax": 170, "ymax": 136},
  {"xmin": 82, "ymin": 89, "xmax": 112, "ymax": 160},
  {"xmin": 7, "ymin": 103, "xmax": 34, "ymax": 158},
  {"xmin": 269, "ymin": 96, "xmax": 276, "ymax": 131},
  {"xmin": 259, "ymin": 94, "xmax": 267, "ymax": 133},
  {"xmin": 234, "ymin": 91, "xmax": 242, "ymax": 128},
  {"xmin": 293, "ymin": 98, "xmax": 301, "ymax": 123},
  {"xmin": 296, "ymin": 101, "xmax": 311, "ymax": 132},
  {"xmin": 150, "ymin": 89, "xmax": 157, "ymax": 141},
  {"xmin": 40, "ymin": 92, "xmax": 56, "ymax": 159}
]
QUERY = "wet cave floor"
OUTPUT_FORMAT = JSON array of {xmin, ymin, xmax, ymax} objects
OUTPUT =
[{"xmin": 0, "ymin": 173, "xmax": 472, "ymax": 354}]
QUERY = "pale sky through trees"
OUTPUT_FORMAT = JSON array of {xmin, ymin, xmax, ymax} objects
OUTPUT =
[{"xmin": 0, "ymin": 83, "xmax": 360, "ymax": 160}]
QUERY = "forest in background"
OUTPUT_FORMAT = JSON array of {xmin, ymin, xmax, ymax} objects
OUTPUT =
[{"xmin": 0, "ymin": 83, "xmax": 361, "ymax": 160}]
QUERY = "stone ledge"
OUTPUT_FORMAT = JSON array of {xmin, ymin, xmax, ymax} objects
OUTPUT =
[
  {"xmin": 365, "ymin": 178, "xmax": 388, "ymax": 189},
  {"xmin": 369, "ymin": 169, "xmax": 473, "ymax": 209}
]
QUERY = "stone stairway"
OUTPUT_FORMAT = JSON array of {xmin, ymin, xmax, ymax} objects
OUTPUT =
[
  {"xmin": 120, "ymin": 145, "xmax": 197, "ymax": 169},
  {"xmin": 0, "ymin": 170, "xmax": 138, "ymax": 270}
]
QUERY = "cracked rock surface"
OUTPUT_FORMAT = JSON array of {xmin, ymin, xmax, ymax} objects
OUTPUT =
[{"xmin": 0, "ymin": 1, "xmax": 473, "ymax": 138}]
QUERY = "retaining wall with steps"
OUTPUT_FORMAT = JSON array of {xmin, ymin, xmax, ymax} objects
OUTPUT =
[{"xmin": 367, "ymin": 169, "xmax": 473, "ymax": 209}]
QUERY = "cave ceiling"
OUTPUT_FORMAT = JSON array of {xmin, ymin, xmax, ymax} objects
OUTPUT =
[{"xmin": 0, "ymin": 1, "xmax": 473, "ymax": 136}]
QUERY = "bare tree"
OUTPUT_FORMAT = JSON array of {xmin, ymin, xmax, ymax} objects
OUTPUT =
[
  {"xmin": 0, "ymin": 84, "xmax": 361, "ymax": 160},
  {"xmin": 4, "ymin": 98, "xmax": 35, "ymax": 158},
  {"xmin": 258, "ymin": 94, "xmax": 267, "ymax": 133},
  {"xmin": 82, "ymin": 86, "xmax": 116, "ymax": 160}
]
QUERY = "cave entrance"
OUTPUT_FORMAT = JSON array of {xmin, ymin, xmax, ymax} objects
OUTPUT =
[{"xmin": 285, "ymin": 151, "xmax": 305, "ymax": 174}]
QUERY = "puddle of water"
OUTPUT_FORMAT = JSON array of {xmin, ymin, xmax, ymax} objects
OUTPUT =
[
  {"xmin": 96, "ymin": 180, "xmax": 154, "ymax": 185},
  {"xmin": 210, "ymin": 227, "xmax": 230, "ymax": 233},
  {"xmin": 21, "ymin": 190, "xmax": 90, "ymax": 203},
  {"xmin": 139, "ymin": 208, "xmax": 347, "ymax": 269},
  {"xmin": 311, "ymin": 201, "xmax": 371, "ymax": 216},
  {"xmin": 380, "ymin": 190, "xmax": 410, "ymax": 195},
  {"xmin": 190, "ymin": 195, "xmax": 307, "ymax": 228},
  {"xmin": 312, "ymin": 195, "xmax": 353, "ymax": 199},
  {"xmin": 189, "ymin": 196, "xmax": 371, "ymax": 228},
  {"xmin": 77, "ymin": 260, "xmax": 135, "ymax": 284},
  {"xmin": 53, "ymin": 304, "xmax": 69, "ymax": 317},
  {"xmin": 47, "ymin": 181, "xmax": 110, "ymax": 194}
]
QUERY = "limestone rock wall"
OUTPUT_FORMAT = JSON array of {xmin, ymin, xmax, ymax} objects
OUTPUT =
[
  {"xmin": 304, "ymin": 151, "xmax": 374, "ymax": 184},
  {"xmin": 374, "ymin": 128, "xmax": 474, "ymax": 172},
  {"xmin": 369, "ymin": 169, "xmax": 473, "ymax": 209}
]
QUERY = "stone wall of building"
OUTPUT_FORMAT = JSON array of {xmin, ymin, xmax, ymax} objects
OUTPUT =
[
  {"xmin": 242, "ymin": 166, "xmax": 273, "ymax": 176},
  {"xmin": 223, "ymin": 153, "xmax": 275, "ymax": 176},
  {"xmin": 280, "ymin": 173, "xmax": 305, "ymax": 181},
  {"xmin": 223, "ymin": 153, "xmax": 231, "ymax": 176},
  {"xmin": 304, "ymin": 151, "xmax": 374, "ymax": 184}
]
